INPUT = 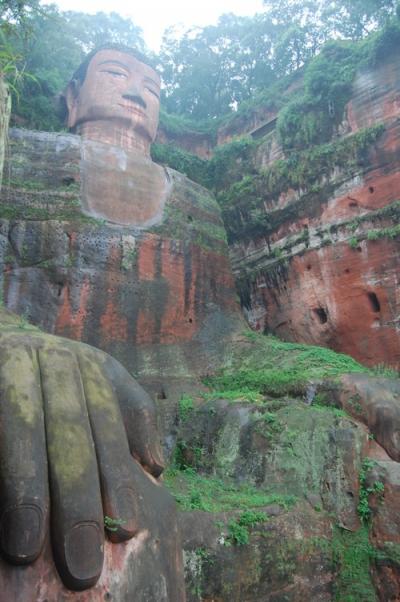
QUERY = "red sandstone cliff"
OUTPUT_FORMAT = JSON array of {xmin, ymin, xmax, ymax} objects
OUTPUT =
[
  {"xmin": 0, "ymin": 130, "xmax": 243, "ymax": 438},
  {"xmin": 228, "ymin": 52, "xmax": 400, "ymax": 368}
]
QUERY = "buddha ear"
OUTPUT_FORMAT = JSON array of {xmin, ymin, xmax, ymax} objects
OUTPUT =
[{"xmin": 64, "ymin": 79, "xmax": 80, "ymax": 130}]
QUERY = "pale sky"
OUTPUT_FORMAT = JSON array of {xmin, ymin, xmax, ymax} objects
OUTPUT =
[{"xmin": 49, "ymin": 0, "xmax": 265, "ymax": 51}]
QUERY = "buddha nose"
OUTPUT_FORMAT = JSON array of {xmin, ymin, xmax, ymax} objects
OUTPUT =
[{"xmin": 122, "ymin": 85, "xmax": 146, "ymax": 109}]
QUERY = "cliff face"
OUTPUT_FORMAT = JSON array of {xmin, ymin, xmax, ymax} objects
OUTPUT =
[
  {"xmin": 0, "ymin": 129, "xmax": 242, "ymax": 425},
  {"xmin": 229, "ymin": 53, "xmax": 400, "ymax": 368},
  {"xmin": 156, "ymin": 125, "xmax": 213, "ymax": 159},
  {"xmin": 0, "ymin": 78, "xmax": 10, "ymax": 192},
  {"xmin": 167, "ymin": 333, "xmax": 400, "ymax": 602}
]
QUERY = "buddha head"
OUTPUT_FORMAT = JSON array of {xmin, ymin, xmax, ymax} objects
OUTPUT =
[{"xmin": 65, "ymin": 46, "xmax": 161, "ymax": 154}]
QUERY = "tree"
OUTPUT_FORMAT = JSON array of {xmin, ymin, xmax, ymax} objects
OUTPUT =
[
  {"xmin": 159, "ymin": 13, "xmax": 276, "ymax": 119},
  {"xmin": 2, "ymin": 6, "xmax": 146, "ymax": 130},
  {"xmin": 263, "ymin": 0, "xmax": 398, "ymax": 43}
]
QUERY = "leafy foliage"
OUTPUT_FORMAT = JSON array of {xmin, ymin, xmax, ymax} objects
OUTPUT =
[
  {"xmin": 357, "ymin": 458, "xmax": 385, "ymax": 523},
  {"xmin": 226, "ymin": 511, "xmax": 267, "ymax": 546},
  {"xmin": 276, "ymin": 18, "xmax": 400, "ymax": 151},
  {"xmin": 1, "ymin": 5, "xmax": 146, "ymax": 130},
  {"xmin": 159, "ymin": 13, "xmax": 277, "ymax": 119},
  {"xmin": 178, "ymin": 395, "xmax": 195, "ymax": 422},
  {"xmin": 160, "ymin": 0, "xmax": 399, "ymax": 119},
  {"xmin": 151, "ymin": 143, "xmax": 209, "ymax": 187},
  {"xmin": 221, "ymin": 124, "xmax": 385, "ymax": 242},
  {"xmin": 204, "ymin": 330, "xmax": 368, "ymax": 399},
  {"xmin": 332, "ymin": 526, "xmax": 377, "ymax": 601},
  {"xmin": 164, "ymin": 466, "xmax": 296, "ymax": 513},
  {"xmin": 2, "ymin": 0, "xmax": 400, "ymax": 130}
]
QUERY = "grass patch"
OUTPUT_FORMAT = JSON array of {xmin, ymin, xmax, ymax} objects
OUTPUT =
[
  {"xmin": 179, "ymin": 394, "xmax": 195, "ymax": 422},
  {"xmin": 311, "ymin": 404, "xmax": 348, "ymax": 418},
  {"xmin": 357, "ymin": 458, "xmax": 385, "ymax": 523},
  {"xmin": 333, "ymin": 526, "xmax": 377, "ymax": 602},
  {"xmin": 201, "ymin": 387, "xmax": 264, "ymax": 404},
  {"xmin": 164, "ymin": 467, "xmax": 296, "ymax": 513},
  {"xmin": 151, "ymin": 143, "xmax": 210, "ymax": 188},
  {"xmin": 0, "ymin": 202, "xmax": 106, "ymax": 226},
  {"xmin": 226, "ymin": 510, "xmax": 268, "ymax": 546},
  {"xmin": 204, "ymin": 331, "xmax": 368, "ymax": 398}
]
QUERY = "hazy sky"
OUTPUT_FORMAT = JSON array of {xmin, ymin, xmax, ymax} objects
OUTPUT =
[{"xmin": 50, "ymin": 0, "xmax": 265, "ymax": 51}]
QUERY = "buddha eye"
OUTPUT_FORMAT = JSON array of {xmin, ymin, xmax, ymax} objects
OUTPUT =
[
  {"xmin": 101, "ymin": 69, "xmax": 128, "ymax": 79},
  {"xmin": 146, "ymin": 87, "xmax": 159, "ymax": 99}
]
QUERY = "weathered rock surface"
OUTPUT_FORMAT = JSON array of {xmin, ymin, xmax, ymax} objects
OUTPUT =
[
  {"xmin": 0, "ymin": 307, "xmax": 186, "ymax": 601},
  {"xmin": 169, "ymin": 392, "xmax": 400, "ymax": 601},
  {"xmin": 177, "ymin": 399, "xmax": 366, "ymax": 530},
  {"xmin": 228, "ymin": 52, "xmax": 400, "ymax": 368},
  {"xmin": 0, "ymin": 464, "xmax": 185, "ymax": 602},
  {"xmin": 0, "ymin": 78, "xmax": 10, "ymax": 192},
  {"xmin": 179, "ymin": 504, "xmax": 334, "ymax": 602},
  {"xmin": 0, "ymin": 128, "xmax": 243, "ymax": 437},
  {"xmin": 335, "ymin": 374, "xmax": 400, "ymax": 462},
  {"xmin": 156, "ymin": 125, "xmax": 213, "ymax": 160}
]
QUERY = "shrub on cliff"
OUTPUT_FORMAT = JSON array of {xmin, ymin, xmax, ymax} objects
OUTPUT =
[{"xmin": 277, "ymin": 17, "xmax": 400, "ymax": 152}]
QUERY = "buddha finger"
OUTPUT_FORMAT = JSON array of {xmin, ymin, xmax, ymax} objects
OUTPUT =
[
  {"xmin": 78, "ymin": 352, "xmax": 141, "ymax": 543},
  {"xmin": 103, "ymin": 354, "xmax": 165, "ymax": 477},
  {"xmin": 0, "ymin": 346, "xmax": 49, "ymax": 564},
  {"xmin": 38, "ymin": 348, "xmax": 104, "ymax": 591}
]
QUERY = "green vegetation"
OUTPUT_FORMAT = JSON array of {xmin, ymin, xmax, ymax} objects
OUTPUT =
[
  {"xmin": 357, "ymin": 458, "xmax": 385, "ymax": 523},
  {"xmin": 253, "ymin": 410, "xmax": 283, "ymax": 440},
  {"xmin": 201, "ymin": 388, "xmax": 263, "ymax": 404},
  {"xmin": 330, "ymin": 459, "xmax": 386, "ymax": 599},
  {"xmin": 160, "ymin": 1, "xmax": 399, "ymax": 120},
  {"xmin": 204, "ymin": 331, "xmax": 368, "ymax": 398},
  {"xmin": 277, "ymin": 18, "xmax": 400, "ymax": 151},
  {"xmin": 164, "ymin": 466, "xmax": 296, "ymax": 513},
  {"xmin": 277, "ymin": 41, "xmax": 356, "ymax": 150},
  {"xmin": 375, "ymin": 542, "xmax": 400, "ymax": 567},
  {"xmin": 311, "ymin": 404, "xmax": 348, "ymax": 418},
  {"xmin": 208, "ymin": 136, "xmax": 257, "ymax": 192},
  {"xmin": 151, "ymin": 143, "xmax": 210, "ymax": 187},
  {"xmin": 2, "ymin": 0, "xmax": 397, "ymax": 130},
  {"xmin": 104, "ymin": 515, "xmax": 126, "ymax": 532},
  {"xmin": 220, "ymin": 123, "xmax": 384, "ymax": 213},
  {"xmin": 350, "ymin": 199, "xmax": 400, "ymax": 229},
  {"xmin": 1, "ymin": 4, "xmax": 146, "ymax": 130},
  {"xmin": 332, "ymin": 526, "xmax": 377, "ymax": 602},
  {"xmin": 178, "ymin": 395, "xmax": 195, "ymax": 422},
  {"xmin": 226, "ymin": 510, "xmax": 268, "ymax": 546},
  {"xmin": 370, "ymin": 362, "xmax": 399, "ymax": 378},
  {"xmin": 151, "ymin": 135, "xmax": 258, "ymax": 192},
  {"xmin": 354, "ymin": 223, "xmax": 400, "ymax": 246},
  {"xmin": 345, "ymin": 200, "xmax": 400, "ymax": 248},
  {"xmin": 0, "ymin": 201, "xmax": 106, "ymax": 226},
  {"xmin": 158, "ymin": 109, "xmax": 215, "ymax": 138},
  {"xmin": 344, "ymin": 199, "xmax": 400, "ymax": 247}
]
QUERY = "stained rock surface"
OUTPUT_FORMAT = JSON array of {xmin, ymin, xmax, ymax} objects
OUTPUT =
[
  {"xmin": 227, "ymin": 52, "xmax": 400, "ymax": 368},
  {"xmin": 0, "ymin": 468, "xmax": 185, "ymax": 602},
  {"xmin": 162, "ymin": 333, "xmax": 400, "ymax": 601},
  {"xmin": 0, "ymin": 128, "xmax": 242, "ymax": 436},
  {"xmin": 2, "ymin": 50, "xmax": 400, "ymax": 601},
  {"xmin": 170, "ymin": 387, "xmax": 400, "ymax": 601}
]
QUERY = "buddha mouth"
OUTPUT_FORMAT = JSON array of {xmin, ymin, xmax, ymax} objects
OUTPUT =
[{"xmin": 118, "ymin": 103, "xmax": 146, "ymax": 118}]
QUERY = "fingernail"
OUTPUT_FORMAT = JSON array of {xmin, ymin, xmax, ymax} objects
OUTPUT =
[
  {"xmin": 1, "ymin": 505, "xmax": 43, "ymax": 563},
  {"xmin": 151, "ymin": 452, "xmax": 165, "ymax": 478},
  {"xmin": 145, "ymin": 443, "xmax": 165, "ymax": 478},
  {"xmin": 111, "ymin": 487, "xmax": 138, "ymax": 539},
  {"xmin": 64, "ymin": 522, "xmax": 103, "ymax": 590}
]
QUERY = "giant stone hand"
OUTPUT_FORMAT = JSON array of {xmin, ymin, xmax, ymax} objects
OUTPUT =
[{"xmin": 0, "ymin": 309, "xmax": 164, "ymax": 591}]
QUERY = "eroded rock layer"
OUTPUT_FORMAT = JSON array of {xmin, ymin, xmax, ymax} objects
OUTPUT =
[
  {"xmin": 229, "ymin": 53, "xmax": 400, "ymax": 368},
  {"xmin": 0, "ymin": 129, "xmax": 242, "ymax": 428}
]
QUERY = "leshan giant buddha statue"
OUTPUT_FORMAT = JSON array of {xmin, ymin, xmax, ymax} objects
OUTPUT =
[{"xmin": 0, "ymin": 45, "xmax": 196, "ymax": 601}]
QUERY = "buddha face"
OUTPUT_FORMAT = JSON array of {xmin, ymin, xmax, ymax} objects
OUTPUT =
[{"xmin": 67, "ymin": 49, "xmax": 161, "ymax": 143}]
